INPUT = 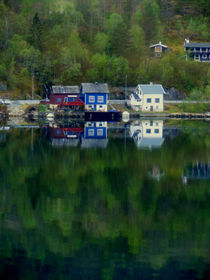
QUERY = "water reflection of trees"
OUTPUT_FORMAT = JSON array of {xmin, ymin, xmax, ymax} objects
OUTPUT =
[{"xmin": 0, "ymin": 127, "xmax": 209, "ymax": 278}]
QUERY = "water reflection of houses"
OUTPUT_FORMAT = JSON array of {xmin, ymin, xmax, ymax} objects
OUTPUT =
[
  {"xmin": 130, "ymin": 120, "xmax": 164, "ymax": 149},
  {"xmin": 49, "ymin": 123, "xmax": 83, "ymax": 147},
  {"xmin": 182, "ymin": 161, "xmax": 210, "ymax": 184},
  {"xmin": 81, "ymin": 122, "xmax": 108, "ymax": 149},
  {"xmin": 0, "ymin": 126, "xmax": 10, "ymax": 143},
  {"xmin": 149, "ymin": 166, "xmax": 164, "ymax": 181}
]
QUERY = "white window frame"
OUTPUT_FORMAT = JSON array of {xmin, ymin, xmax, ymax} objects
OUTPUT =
[
  {"xmin": 89, "ymin": 96, "xmax": 95, "ymax": 103},
  {"xmin": 97, "ymin": 96, "xmax": 104, "ymax": 103},
  {"xmin": 202, "ymin": 54, "xmax": 207, "ymax": 59},
  {"xmin": 88, "ymin": 129, "xmax": 94, "ymax": 136},
  {"xmin": 97, "ymin": 129, "xmax": 103, "ymax": 136}
]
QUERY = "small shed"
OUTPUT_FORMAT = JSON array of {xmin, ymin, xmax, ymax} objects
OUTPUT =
[{"xmin": 150, "ymin": 42, "xmax": 168, "ymax": 57}]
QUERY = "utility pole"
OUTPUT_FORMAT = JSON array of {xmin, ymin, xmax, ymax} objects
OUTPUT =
[
  {"xmin": 125, "ymin": 74, "xmax": 127, "ymax": 99},
  {"xmin": 32, "ymin": 73, "xmax": 34, "ymax": 100}
]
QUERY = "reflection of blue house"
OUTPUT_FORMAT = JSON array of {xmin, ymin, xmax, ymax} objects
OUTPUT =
[
  {"xmin": 81, "ymin": 122, "xmax": 108, "ymax": 148},
  {"xmin": 81, "ymin": 83, "xmax": 109, "ymax": 112}
]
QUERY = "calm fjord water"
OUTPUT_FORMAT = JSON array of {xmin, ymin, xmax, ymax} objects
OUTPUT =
[{"xmin": 0, "ymin": 120, "xmax": 209, "ymax": 280}]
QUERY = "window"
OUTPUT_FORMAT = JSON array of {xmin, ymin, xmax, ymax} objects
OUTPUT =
[
  {"xmin": 150, "ymin": 121, "xmax": 153, "ymax": 126},
  {"xmin": 156, "ymin": 106, "xmax": 159, "ymax": 109},
  {"xmin": 88, "ymin": 105, "xmax": 93, "ymax": 108},
  {"xmin": 99, "ymin": 105, "xmax": 103, "ymax": 108},
  {"xmin": 154, "ymin": 129, "xmax": 159, "ymax": 134},
  {"xmin": 98, "ymin": 96, "xmax": 104, "ymax": 103},
  {"xmin": 146, "ymin": 129, "xmax": 151, "ymax": 134},
  {"xmin": 202, "ymin": 54, "xmax": 207, "ymax": 59},
  {"xmin": 68, "ymin": 97, "xmax": 75, "ymax": 102},
  {"xmin": 89, "ymin": 96, "xmax": 95, "ymax": 103},
  {"xmin": 156, "ymin": 53, "xmax": 161, "ymax": 57},
  {"xmin": 147, "ymin": 98, "xmax": 151, "ymax": 103},
  {"xmin": 155, "ymin": 46, "xmax": 162, "ymax": 52},
  {"xmin": 57, "ymin": 98, "xmax": 62, "ymax": 103},
  {"xmin": 97, "ymin": 129, "xmax": 103, "ymax": 136},
  {"xmin": 99, "ymin": 123, "xmax": 103, "ymax": 127},
  {"xmin": 88, "ymin": 129, "xmax": 94, "ymax": 136},
  {"xmin": 155, "ymin": 98, "xmax": 160, "ymax": 103},
  {"xmin": 57, "ymin": 129, "xmax": 61, "ymax": 135}
]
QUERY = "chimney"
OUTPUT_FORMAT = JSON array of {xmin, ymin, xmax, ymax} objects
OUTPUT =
[{"xmin": 185, "ymin": 38, "xmax": 190, "ymax": 44}]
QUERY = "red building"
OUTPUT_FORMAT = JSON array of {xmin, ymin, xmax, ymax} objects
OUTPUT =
[
  {"xmin": 49, "ymin": 123, "xmax": 84, "ymax": 147},
  {"xmin": 50, "ymin": 86, "xmax": 84, "ymax": 109}
]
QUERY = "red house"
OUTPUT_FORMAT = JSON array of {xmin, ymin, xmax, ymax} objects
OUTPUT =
[
  {"xmin": 49, "ymin": 123, "xmax": 84, "ymax": 147},
  {"xmin": 50, "ymin": 86, "xmax": 84, "ymax": 110}
]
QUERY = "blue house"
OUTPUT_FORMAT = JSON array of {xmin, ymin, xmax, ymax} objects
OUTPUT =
[
  {"xmin": 150, "ymin": 42, "xmax": 168, "ymax": 57},
  {"xmin": 81, "ymin": 82, "xmax": 109, "ymax": 112},
  {"xmin": 184, "ymin": 39, "xmax": 210, "ymax": 62},
  {"xmin": 81, "ymin": 121, "xmax": 108, "ymax": 149}
]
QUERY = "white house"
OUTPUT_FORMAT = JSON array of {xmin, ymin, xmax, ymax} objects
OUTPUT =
[
  {"xmin": 130, "ymin": 83, "xmax": 165, "ymax": 112},
  {"xmin": 130, "ymin": 120, "xmax": 164, "ymax": 149}
]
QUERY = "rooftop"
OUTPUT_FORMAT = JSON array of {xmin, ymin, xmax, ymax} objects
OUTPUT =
[
  {"xmin": 139, "ymin": 84, "xmax": 165, "ymax": 95},
  {"xmin": 185, "ymin": 42, "xmax": 210, "ymax": 48},
  {"xmin": 139, "ymin": 137, "xmax": 164, "ymax": 149},
  {"xmin": 81, "ymin": 138, "xmax": 108, "ymax": 149},
  {"xmin": 150, "ymin": 42, "xmax": 168, "ymax": 48},
  {"xmin": 52, "ymin": 86, "xmax": 80, "ymax": 94},
  {"xmin": 51, "ymin": 138, "xmax": 79, "ymax": 147},
  {"xmin": 81, "ymin": 83, "xmax": 109, "ymax": 94}
]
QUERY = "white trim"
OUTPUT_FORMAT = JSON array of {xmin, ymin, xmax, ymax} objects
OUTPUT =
[{"xmin": 150, "ymin": 43, "xmax": 168, "ymax": 48}]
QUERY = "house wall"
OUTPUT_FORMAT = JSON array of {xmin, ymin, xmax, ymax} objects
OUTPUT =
[
  {"xmin": 49, "ymin": 93, "xmax": 84, "ymax": 108},
  {"xmin": 185, "ymin": 47, "xmax": 210, "ymax": 62},
  {"xmin": 141, "ymin": 120, "xmax": 163, "ymax": 138},
  {"xmin": 49, "ymin": 127, "xmax": 83, "ymax": 139},
  {"xmin": 84, "ymin": 122, "xmax": 107, "ymax": 138},
  {"xmin": 85, "ymin": 93, "xmax": 108, "ymax": 112},
  {"xmin": 142, "ymin": 94, "xmax": 164, "ymax": 112}
]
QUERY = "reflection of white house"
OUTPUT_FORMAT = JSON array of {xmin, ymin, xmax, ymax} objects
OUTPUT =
[
  {"xmin": 81, "ymin": 121, "xmax": 108, "ymax": 149},
  {"xmin": 149, "ymin": 166, "xmax": 164, "ymax": 181},
  {"xmin": 130, "ymin": 83, "xmax": 165, "ymax": 112},
  {"xmin": 130, "ymin": 120, "xmax": 164, "ymax": 149}
]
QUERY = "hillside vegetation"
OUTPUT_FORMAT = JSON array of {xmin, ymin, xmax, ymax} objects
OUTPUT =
[{"xmin": 0, "ymin": 0, "xmax": 209, "ymax": 98}]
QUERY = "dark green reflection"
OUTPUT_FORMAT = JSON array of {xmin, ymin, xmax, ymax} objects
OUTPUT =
[{"xmin": 0, "ymin": 121, "xmax": 209, "ymax": 280}]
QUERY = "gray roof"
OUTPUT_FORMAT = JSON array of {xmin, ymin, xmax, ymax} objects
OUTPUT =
[
  {"xmin": 185, "ymin": 42, "xmax": 210, "ymax": 48},
  {"xmin": 139, "ymin": 84, "xmax": 165, "ymax": 95},
  {"xmin": 81, "ymin": 83, "xmax": 109, "ymax": 94},
  {"xmin": 51, "ymin": 138, "xmax": 79, "ymax": 147},
  {"xmin": 81, "ymin": 138, "xmax": 108, "ymax": 149},
  {"xmin": 139, "ymin": 138, "xmax": 164, "ymax": 149},
  {"xmin": 52, "ymin": 86, "xmax": 79, "ymax": 94}
]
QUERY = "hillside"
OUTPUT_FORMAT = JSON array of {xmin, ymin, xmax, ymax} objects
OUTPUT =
[{"xmin": 0, "ymin": 0, "xmax": 209, "ymax": 98}]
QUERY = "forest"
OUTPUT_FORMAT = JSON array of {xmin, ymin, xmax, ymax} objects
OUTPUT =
[{"xmin": 0, "ymin": 0, "xmax": 209, "ymax": 98}]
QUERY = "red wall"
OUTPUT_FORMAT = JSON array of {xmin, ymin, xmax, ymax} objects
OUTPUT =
[{"xmin": 50, "ymin": 94, "xmax": 84, "ymax": 106}]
